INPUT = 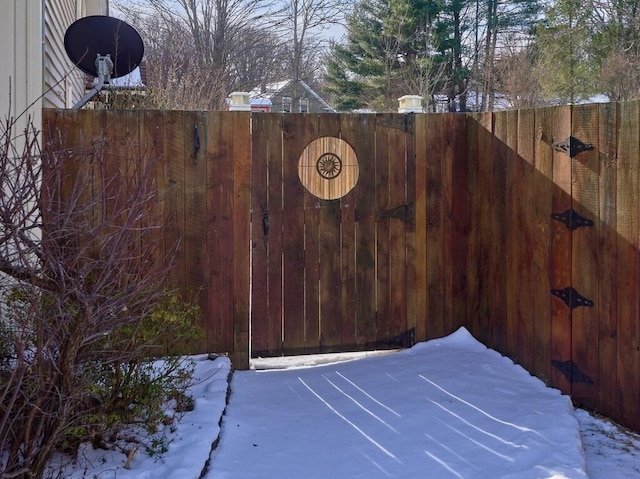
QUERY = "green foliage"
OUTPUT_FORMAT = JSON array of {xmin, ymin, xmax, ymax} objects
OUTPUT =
[{"xmin": 68, "ymin": 291, "xmax": 203, "ymax": 455}]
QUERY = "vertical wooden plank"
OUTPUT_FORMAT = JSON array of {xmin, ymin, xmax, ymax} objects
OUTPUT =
[
  {"xmin": 388, "ymin": 117, "xmax": 408, "ymax": 341},
  {"xmin": 266, "ymin": 114, "xmax": 284, "ymax": 355},
  {"xmin": 465, "ymin": 114, "xmax": 482, "ymax": 339},
  {"xmin": 231, "ymin": 111, "xmax": 251, "ymax": 370},
  {"xmin": 405, "ymin": 115, "xmax": 417, "ymax": 342},
  {"xmin": 414, "ymin": 114, "xmax": 428, "ymax": 343},
  {"xmin": 315, "ymin": 114, "xmax": 342, "ymax": 351},
  {"xmin": 337, "ymin": 114, "xmax": 358, "ymax": 348},
  {"xmin": 206, "ymin": 112, "xmax": 233, "ymax": 354},
  {"xmin": 596, "ymin": 102, "xmax": 618, "ymax": 418},
  {"xmin": 441, "ymin": 113, "xmax": 455, "ymax": 335},
  {"xmin": 250, "ymin": 113, "xmax": 269, "ymax": 356},
  {"xmin": 490, "ymin": 111, "xmax": 508, "ymax": 353},
  {"xmin": 184, "ymin": 111, "xmax": 208, "ymax": 352},
  {"xmin": 615, "ymin": 101, "xmax": 640, "ymax": 430},
  {"xmin": 375, "ymin": 114, "xmax": 391, "ymax": 343},
  {"xmin": 475, "ymin": 112, "xmax": 494, "ymax": 346},
  {"xmin": 164, "ymin": 111, "xmax": 187, "ymax": 297},
  {"xmin": 571, "ymin": 103, "xmax": 600, "ymax": 408},
  {"xmin": 425, "ymin": 114, "xmax": 444, "ymax": 339},
  {"xmin": 533, "ymin": 107, "xmax": 554, "ymax": 384},
  {"xmin": 282, "ymin": 113, "xmax": 310, "ymax": 353},
  {"xmin": 550, "ymin": 105, "xmax": 573, "ymax": 395},
  {"xmin": 504, "ymin": 109, "xmax": 520, "ymax": 361},
  {"xmin": 516, "ymin": 108, "xmax": 536, "ymax": 372},
  {"xmin": 139, "ymin": 110, "xmax": 166, "ymax": 271},
  {"xmin": 353, "ymin": 115, "xmax": 377, "ymax": 346},
  {"xmin": 446, "ymin": 113, "xmax": 468, "ymax": 334}
]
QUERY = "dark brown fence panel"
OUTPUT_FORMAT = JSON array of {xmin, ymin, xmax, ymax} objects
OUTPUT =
[
  {"xmin": 532, "ymin": 107, "xmax": 554, "ymax": 385},
  {"xmin": 615, "ymin": 102, "xmax": 640, "ymax": 430},
  {"xmin": 596, "ymin": 102, "xmax": 619, "ymax": 420},
  {"xmin": 550, "ymin": 106, "xmax": 573, "ymax": 396},
  {"xmin": 571, "ymin": 104, "xmax": 601, "ymax": 409}
]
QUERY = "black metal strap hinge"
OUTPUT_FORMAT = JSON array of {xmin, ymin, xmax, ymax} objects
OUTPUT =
[
  {"xmin": 551, "ymin": 209, "xmax": 594, "ymax": 230},
  {"xmin": 551, "ymin": 359, "xmax": 594, "ymax": 384},
  {"xmin": 377, "ymin": 202, "xmax": 415, "ymax": 224},
  {"xmin": 551, "ymin": 287, "xmax": 594, "ymax": 309},
  {"xmin": 552, "ymin": 136, "xmax": 593, "ymax": 158}
]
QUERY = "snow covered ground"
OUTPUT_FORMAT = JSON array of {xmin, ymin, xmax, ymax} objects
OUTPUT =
[{"xmin": 60, "ymin": 328, "xmax": 640, "ymax": 478}]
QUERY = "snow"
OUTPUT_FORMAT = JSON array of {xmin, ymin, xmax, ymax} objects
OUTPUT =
[{"xmin": 59, "ymin": 327, "xmax": 640, "ymax": 479}]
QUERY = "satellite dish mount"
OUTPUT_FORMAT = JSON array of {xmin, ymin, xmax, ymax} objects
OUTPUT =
[{"xmin": 73, "ymin": 54, "xmax": 114, "ymax": 109}]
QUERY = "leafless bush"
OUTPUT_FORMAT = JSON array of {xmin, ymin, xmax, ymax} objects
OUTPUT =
[{"xmin": 0, "ymin": 111, "xmax": 192, "ymax": 478}]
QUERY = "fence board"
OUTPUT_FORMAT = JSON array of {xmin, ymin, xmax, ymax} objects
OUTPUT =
[
  {"xmin": 388, "ymin": 118, "xmax": 408, "ymax": 341},
  {"xmin": 516, "ymin": 108, "xmax": 536, "ymax": 372},
  {"xmin": 185, "ymin": 112, "xmax": 208, "ymax": 352},
  {"xmin": 533, "ymin": 107, "xmax": 554, "ymax": 384},
  {"xmin": 504, "ymin": 109, "xmax": 520, "ymax": 361},
  {"xmin": 375, "ymin": 115, "xmax": 392, "ymax": 343},
  {"xmin": 352, "ymin": 115, "xmax": 377, "ymax": 345},
  {"xmin": 250, "ymin": 113, "xmax": 269, "ymax": 355},
  {"xmin": 281, "ymin": 114, "xmax": 308, "ymax": 353},
  {"xmin": 571, "ymin": 104, "xmax": 601, "ymax": 408},
  {"xmin": 491, "ymin": 111, "xmax": 508, "ymax": 353},
  {"xmin": 550, "ymin": 106, "xmax": 573, "ymax": 394},
  {"xmin": 414, "ymin": 115, "xmax": 428, "ymax": 342},
  {"xmin": 425, "ymin": 114, "xmax": 445, "ymax": 339},
  {"xmin": 615, "ymin": 101, "xmax": 640, "ymax": 430},
  {"xmin": 596, "ymin": 102, "xmax": 618, "ymax": 418},
  {"xmin": 266, "ymin": 114, "xmax": 284, "ymax": 355},
  {"xmin": 230, "ymin": 112, "xmax": 251, "ymax": 369},
  {"xmin": 206, "ymin": 112, "xmax": 234, "ymax": 353},
  {"xmin": 449, "ymin": 114, "xmax": 468, "ymax": 334}
]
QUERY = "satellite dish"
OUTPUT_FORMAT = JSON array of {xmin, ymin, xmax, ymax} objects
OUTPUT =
[{"xmin": 64, "ymin": 15, "xmax": 144, "ymax": 108}]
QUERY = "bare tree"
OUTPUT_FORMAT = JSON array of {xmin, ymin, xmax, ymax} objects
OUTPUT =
[
  {"xmin": 0, "ymin": 111, "xmax": 179, "ymax": 478},
  {"xmin": 493, "ymin": 38, "xmax": 546, "ymax": 108}
]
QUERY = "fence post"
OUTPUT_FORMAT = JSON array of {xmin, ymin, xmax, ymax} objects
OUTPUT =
[
  {"xmin": 398, "ymin": 95, "xmax": 423, "ymax": 113},
  {"xmin": 229, "ymin": 92, "xmax": 251, "ymax": 111}
]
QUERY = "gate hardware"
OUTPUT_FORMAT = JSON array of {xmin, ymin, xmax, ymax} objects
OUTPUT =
[
  {"xmin": 377, "ymin": 202, "xmax": 415, "ymax": 224},
  {"xmin": 551, "ymin": 287, "xmax": 594, "ymax": 309},
  {"xmin": 378, "ymin": 115, "xmax": 414, "ymax": 134},
  {"xmin": 262, "ymin": 211, "xmax": 269, "ymax": 240},
  {"xmin": 552, "ymin": 136, "xmax": 593, "ymax": 158},
  {"xmin": 366, "ymin": 328, "xmax": 416, "ymax": 349},
  {"xmin": 551, "ymin": 359, "xmax": 593, "ymax": 384},
  {"xmin": 551, "ymin": 209, "xmax": 594, "ymax": 230},
  {"xmin": 194, "ymin": 125, "xmax": 200, "ymax": 163}
]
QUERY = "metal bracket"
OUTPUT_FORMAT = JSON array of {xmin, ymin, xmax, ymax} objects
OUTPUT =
[
  {"xmin": 377, "ymin": 202, "xmax": 415, "ymax": 224},
  {"xmin": 551, "ymin": 287, "xmax": 594, "ymax": 309},
  {"xmin": 378, "ymin": 115, "xmax": 414, "ymax": 134},
  {"xmin": 551, "ymin": 209, "xmax": 594, "ymax": 230},
  {"xmin": 193, "ymin": 125, "xmax": 200, "ymax": 163},
  {"xmin": 552, "ymin": 136, "xmax": 593, "ymax": 158},
  {"xmin": 551, "ymin": 359, "xmax": 594, "ymax": 384}
]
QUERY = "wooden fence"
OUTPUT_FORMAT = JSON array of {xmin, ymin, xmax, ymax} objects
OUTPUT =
[{"xmin": 43, "ymin": 104, "xmax": 640, "ymax": 432}]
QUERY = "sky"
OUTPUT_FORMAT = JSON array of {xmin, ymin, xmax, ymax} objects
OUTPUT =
[{"xmin": 53, "ymin": 327, "xmax": 640, "ymax": 479}]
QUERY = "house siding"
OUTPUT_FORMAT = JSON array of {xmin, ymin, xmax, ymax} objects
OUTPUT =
[{"xmin": 0, "ymin": 0, "xmax": 108, "ymax": 131}]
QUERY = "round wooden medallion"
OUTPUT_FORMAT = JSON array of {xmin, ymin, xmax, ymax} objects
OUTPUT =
[{"xmin": 298, "ymin": 137, "xmax": 359, "ymax": 200}]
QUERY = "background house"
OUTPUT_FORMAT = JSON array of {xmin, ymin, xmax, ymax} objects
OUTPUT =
[
  {"xmin": 250, "ymin": 80, "xmax": 334, "ymax": 113},
  {"xmin": 0, "ymin": 0, "xmax": 108, "ymax": 131}
]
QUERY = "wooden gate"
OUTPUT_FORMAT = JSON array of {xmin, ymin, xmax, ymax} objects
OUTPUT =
[{"xmin": 250, "ymin": 113, "xmax": 416, "ymax": 357}]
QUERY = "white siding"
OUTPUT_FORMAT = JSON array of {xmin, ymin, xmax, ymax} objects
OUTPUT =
[
  {"xmin": 0, "ymin": 0, "xmax": 107, "ymax": 130},
  {"xmin": 44, "ymin": 0, "xmax": 108, "ymax": 109},
  {"xmin": 0, "ymin": 1, "xmax": 43, "ymax": 128}
]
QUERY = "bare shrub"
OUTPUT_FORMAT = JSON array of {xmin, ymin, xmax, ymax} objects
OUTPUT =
[{"xmin": 0, "ymin": 112, "xmax": 198, "ymax": 478}]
